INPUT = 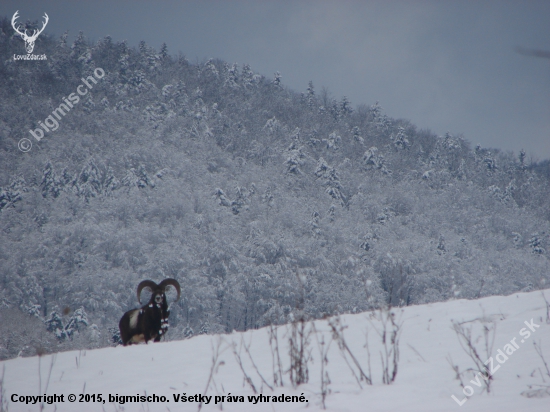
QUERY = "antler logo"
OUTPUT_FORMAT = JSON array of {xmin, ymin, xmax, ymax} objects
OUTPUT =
[{"xmin": 11, "ymin": 10, "xmax": 49, "ymax": 54}]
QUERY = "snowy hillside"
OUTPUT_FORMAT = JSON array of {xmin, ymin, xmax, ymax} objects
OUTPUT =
[
  {"xmin": 2, "ymin": 289, "xmax": 550, "ymax": 412},
  {"xmin": 1, "ymin": 22, "xmax": 550, "ymax": 359}
]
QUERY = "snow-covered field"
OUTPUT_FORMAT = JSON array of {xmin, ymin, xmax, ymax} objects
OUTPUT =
[{"xmin": 2, "ymin": 290, "xmax": 550, "ymax": 412}]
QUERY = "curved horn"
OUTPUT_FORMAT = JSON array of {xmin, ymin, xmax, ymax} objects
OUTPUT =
[
  {"xmin": 159, "ymin": 278, "xmax": 181, "ymax": 302},
  {"xmin": 136, "ymin": 280, "xmax": 158, "ymax": 304}
]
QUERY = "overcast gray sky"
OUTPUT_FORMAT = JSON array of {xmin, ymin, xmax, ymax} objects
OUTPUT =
[{"xmin": 2, "ymin": 0, "xmax": 549, "ymax": 160}]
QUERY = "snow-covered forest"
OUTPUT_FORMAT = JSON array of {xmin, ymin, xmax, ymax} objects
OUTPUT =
[{"xmin": 0, "ymin": 17, "xmax": 549, "ymax": 360}]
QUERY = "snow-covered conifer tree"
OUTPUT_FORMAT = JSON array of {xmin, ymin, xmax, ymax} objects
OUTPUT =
[
  {"xmin": 352, "ymin": 126, "xmax": 364, "ymax": 144},
  {"xmin": 41, "ymin": 162, "xmax": 62, "ymax": 198},
  {"xmin": 223, "ymin": 62, "xmax": 239, "ymax": 89},
  {"xmin": 241, "ymin": 64, "xmax": 258, "ymax": 89},
  {"xmin": 340, "ymin": 96, "xmax": 353, "ymax": 116},
  {"xmin": 64, "ymin": 307, "xmax": 89, "ymax": 339},
  {"xmin": 306, "ymin": 81, "xmax": 316, "ymax": 108},
  {"xmin": 529, "ymin": 233, "xmax": 546, "ymax": 255},
  {"xmin": 75, "ymin": 159, "xmax": 102, "ymax": 200},
  {"xmin": 273, "ymin": 71, "xmax": 282, "ymax": 87},
  {"xmin": 45, "ymin": 309, "xmax": 67, "ymax": 340}
]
